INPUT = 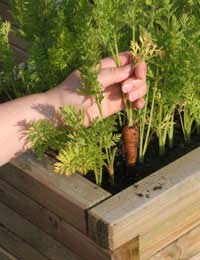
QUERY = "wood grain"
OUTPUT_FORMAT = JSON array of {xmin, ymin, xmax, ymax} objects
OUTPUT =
[
  {"xmin": 88, "ymin": 147, "xmax": 200, "ymax": 258},
  {"xmin": 0, "ymin": 247, "xmax": 19, "ymax": 260},
  {"xmin": 111, "ymin": 237, "xmax": 139, "ymax": 260},
  {"xmin": 0, "ymin": 2, "xmax": 16, "ymax": 26},
  {"xmin": 0, "ymin": 151, "xmax": 111, "ymax": 233},
  {"xmin": 148, "ymin": 224, "xmax": 200, "ymax": 260},
  {"xmin": 0, "ymin": 202, "xmax": 80, "ymax": 260},
  {"xmin": 0, "ymin": 225, "xmax": 48, "ymax": 260},
  {"xmin": 0, "ymin": 178, "xmax": 113, "ymax": 260}
]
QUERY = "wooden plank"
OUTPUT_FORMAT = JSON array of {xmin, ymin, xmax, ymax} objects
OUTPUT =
[
  {"xmin": 0, "ymin": 151, "xmax": 111, "ymax": 232},
  {"xmin": 0, "ymin": 224, "xmax": 48, "ymax": 260},
  {"xmin": 0, "ymin": 2, "xmax": 16, "ymax": 26},
  {"xmin": 9, "ymin": 31, "xmax": 27, "ymax": 51},
  {"xmin": 0, "ymin": 2, "xmax": 26, "ymax": 49},
  {"xmin": 11, "ymin": 45, "xmax": 27, "ymax": 62},
  {"xmin": 148, "ymin": 224, "xmax": 200, "ymax": 260},
  {"xmin": 0, "ymin": 178, "xmax": 114, "ymax": 260},
  {"xmin": 0, "ymin": 1, "xmax": 27, "ymax": 62},
  {"xmin": 0, "ymin": 247, "xmax": 19, "ymax": 260},
  {"xmin": 0, "ymin": 202, "xmax": 81, "ymax": 260},
  {"xmin": 111, "ymin": 237, "xmax": 139, "ymax": 260},
  {"xmin": 0, "ymin": 0, "xmax": 10, "ymax": 6},
  {"xmin": 88, "ymin": 147, "xmax": 200, "ymax": 257}
]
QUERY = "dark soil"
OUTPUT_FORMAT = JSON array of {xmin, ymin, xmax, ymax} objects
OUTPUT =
[{"xmin": 86, "ymin": 127, "xmax": 200, "ymax": 195}]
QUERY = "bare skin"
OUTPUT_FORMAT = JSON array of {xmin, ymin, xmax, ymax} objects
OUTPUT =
[{"xmin": 0, "ymin": 52, "xmax": 147, "ymax": 166}]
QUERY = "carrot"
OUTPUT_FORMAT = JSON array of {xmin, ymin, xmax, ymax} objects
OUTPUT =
[{"xmin": 122, "ymin": 126, "xmax": 139, "ymax": 166}]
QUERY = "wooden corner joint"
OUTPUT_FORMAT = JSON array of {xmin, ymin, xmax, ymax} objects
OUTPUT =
[
  {"xmin": 88, "ymin": 213, "xmax": 140, "ymax": 260},
  {"xmin": 88, "ymin": 214, "xmax": 113, "ymax": 249}
]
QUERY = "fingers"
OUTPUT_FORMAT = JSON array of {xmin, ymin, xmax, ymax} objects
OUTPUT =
[
  {"xmin": 122, "ymin": 76, "xmax": 143, "ymax": 93},
  {"xmin": 98, "ymin": 64, "xmax": 133, "ymax": 88},
  {"xmin": 134, "ymin": 61, "xmax": 147, "ymax": 80},
  {"xmin": 122, "ymin": 76, "xmax": 147, "ymax": 102},
  {"xmin": 100, "ymin": 52, "xmax": 132, "ymax": 69},
  {"xmin": 120, "ymin": 60, "xmax": 147, "ymax": 105},
  {"xmin": 133, "ymin": 98, "xmax": 145, "ymax": 109},
  {"xmin": 127, "ymin": 84, "xmax": 147, "ymax": 102},
  {"xmin": 99, "ymin": 55, "xmax": 147, "ymax": 90}
]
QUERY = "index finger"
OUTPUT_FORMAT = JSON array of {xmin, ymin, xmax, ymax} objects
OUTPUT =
[{"xmin": 100, "ymin": 52, "xmax": 132, "ymax": 69}]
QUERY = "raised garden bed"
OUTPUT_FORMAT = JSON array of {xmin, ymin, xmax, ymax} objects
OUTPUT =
[
  {"xmin": 1, "ymin": 1, "xmax": 200, "ymax": 259},
  {"xmin": 0, "ymin": 147, "xmax": 200, "ymax": 259}
]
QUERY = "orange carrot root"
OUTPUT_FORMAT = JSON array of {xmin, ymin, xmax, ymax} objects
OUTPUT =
[{"xmin": 122, "ymin": 126, "xmax": 139, "ymax": 166}]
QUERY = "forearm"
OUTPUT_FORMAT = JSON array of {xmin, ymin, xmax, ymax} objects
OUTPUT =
[
  {"xmin": 0, "ymin": 92, "xmax": 59, "ymax": 166},
  {"xmin": 0, "ymin": 58, "xmax": 147, "ymax": 166}
]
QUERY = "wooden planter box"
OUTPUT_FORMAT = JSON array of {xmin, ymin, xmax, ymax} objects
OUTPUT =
[
  {"xmin": 1, "ymin": 2, "xmax": 200, "ymax": 258},
  {"xmin": 0, "ymin": 147, "xmax": 200, "ymax": 259}
]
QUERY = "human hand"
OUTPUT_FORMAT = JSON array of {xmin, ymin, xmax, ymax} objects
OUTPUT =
[{"xmin": 46, "ymin": 52, "xmax": 147, "ymax": 125}]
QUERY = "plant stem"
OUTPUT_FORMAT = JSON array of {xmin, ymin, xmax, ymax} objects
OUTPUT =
[
  {"xmin": 99, "ymin": 168, "xmax": 103, "ymax": 186},
  {"xmin": 196, "ymin": 122, "xmax": 200, "ymax": 135},
  {"xmin": 139, "ymin": 82, "xmax": 157, "ymax": 163},
  {"xmin": 157, "ymin": 103, "xmax": 168, "ymax": 156},
  {"xmin": 127, "ymin": 101, "xmax": 133, "ymax": 127},
  {"xmin": 125, "ymin": 26, "xmax": 137, "ymax": 128},
  {"xmin": 113, "ymin": 34, "xmax": 128, "ymax": 111},
  {"xmin": 159, "ymin": 141, "xmax": 166, "ymax": 157},
  {"xmin": 180, "ymin": 105, "xmax": 193, "ymax": 143},
  {"xmin": 168, "ymin": 111, "xmax": 175, "ymax": 149},
  {"xmin": 113, "ymin": 33, "xmax": 120, "ymax": 66},
  {"xmin": 96, "ymin": 99, "xmax": 103, "ymax": 119},
  {"xmin": 139, "ymin": 86, "xmax": 149, "ymax": 163},
  {"xmin": 94, "ymin": 171, "xmax": 100, "ymax": 186}
]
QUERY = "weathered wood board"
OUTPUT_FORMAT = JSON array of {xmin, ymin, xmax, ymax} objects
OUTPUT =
[
  {"xmin": 0, "ymin": 224, "xmax": 48, "ymax": 260},
  {"xmin": 0, "ymin": 247, "xmax": 19, "ymax": 260},
  {"xmin": 0, "ymin": 151, "xmax": 111, "ymax": 233},
  {"xmin": 0, "ymin": 202, "xmax": 80, "ymax": 260},
  {"xmin": 88, "ymin": 147, "xmax": 200, "ymax": 259},
  {"xmin": 0, "ymin": 1, "xmax": 27, "ymax": 61},
  {"xmin": 149, "ymin": 224, "xmax": 200, "ymax": 260},
  {"xmin": 0, "ymin": 178, "xmax": 112, "ymax": 260},
  {"xmin": 0, "ymin": 1, "xmax": 16, "ymax": 26}
]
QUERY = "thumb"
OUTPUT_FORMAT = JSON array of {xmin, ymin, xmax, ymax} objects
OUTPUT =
[{"xmin": 98, "ymin": 64, "xmax": 133, "ymax": 88}]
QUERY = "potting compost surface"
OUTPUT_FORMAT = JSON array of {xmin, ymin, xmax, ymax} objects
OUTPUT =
[{"xmin": 86, "ymin": 127, "xmax": 200, "ymax": 195}]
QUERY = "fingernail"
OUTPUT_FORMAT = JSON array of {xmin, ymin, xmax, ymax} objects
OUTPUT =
[
  {"xmin": 122, "ymin": 84, "xmax": 131, "ymax": 93},
  {"xmin": 123, "ymin": 64, "xmax": 133, "ymax": 74}
]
